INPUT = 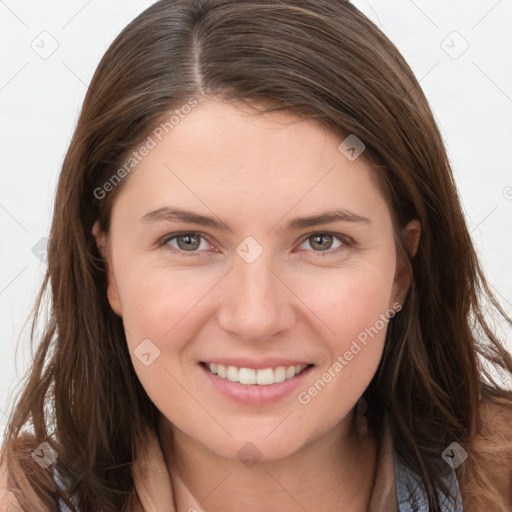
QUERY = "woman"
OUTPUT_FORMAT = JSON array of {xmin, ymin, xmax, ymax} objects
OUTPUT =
[{"xmin": 1, "ymin": 0, "xmax": 511, "ymax": 511}]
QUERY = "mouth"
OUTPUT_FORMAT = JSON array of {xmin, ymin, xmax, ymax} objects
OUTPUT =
[
  {"xmin": 199, "ymin": 361, "xmax": 314, "ymax": 386},
  {"xmin": 198, "ymin": 360, "xmax": 315, "ymax": 405}
]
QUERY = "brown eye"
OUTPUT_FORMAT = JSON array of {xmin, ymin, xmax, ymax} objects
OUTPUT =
[
  {"xmin": 309, "ymin": 234, "xmax": 335, "ymax": 251},
  {"xmin": 163, "ymin": 232, "xmax": 209, "ymax": 253},
  {"xmin": 176, "ymin": 234, "xmax": 202, "ymax": 251},
  {"xmin": 297, "ymin": 232, "xmax": 350, "ymax": 255}
]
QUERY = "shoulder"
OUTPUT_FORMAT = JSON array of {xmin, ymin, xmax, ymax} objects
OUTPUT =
[
  {"xmin": 0, "ymin": 439, "xmax": 62, "ymax": 512},
  {"xmin": 476, "ymin": 396, "xmax": 512, "ymax": 466},
  {"xmin": 475, "ymin": 396, "xmax": 512, "ymax": 464},
  {"xmin": 478, "ymin": 396, "xmax": 512, "ymax": 431},
  {"xmin": 0, "ymin": 452, "xmax": 24, "ymax": 512},
  {"xmin": 459, "ymin": 397, "xmax": 512, "ymax": 511}
]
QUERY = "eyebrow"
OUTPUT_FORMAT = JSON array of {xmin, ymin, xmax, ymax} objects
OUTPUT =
[{"xmin": 140, "ymin": 207, "xmax": 372, "ymax": 232}]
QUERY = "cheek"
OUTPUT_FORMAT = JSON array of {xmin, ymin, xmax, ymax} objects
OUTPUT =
[
  {"xmin": 112, "ymin": 262, "xmax": 208, "ymax": 413},
  {"xmin": 291, "ymin": 258, "xmax": 396, "ymax": 346},
  {"xmin": 112, "ymin": 252, "xmax": 215, "ymax": 346},
  {"xmin": 292, "ymin": 294, "xmax": 393, "ymax": 445},
  {"xmin": 291, "ymin": 259, "xmax": 396, "ymax": 412}
]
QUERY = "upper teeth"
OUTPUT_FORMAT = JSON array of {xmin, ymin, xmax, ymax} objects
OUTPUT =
[{"xmin": 207, "ymin": 363, "xmax": 308, "ymax": 385}]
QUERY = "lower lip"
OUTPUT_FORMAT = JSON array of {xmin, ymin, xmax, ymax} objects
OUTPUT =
[{"xmin": 199, "ymin": 363, "xmax": 314, "ymax": 406}]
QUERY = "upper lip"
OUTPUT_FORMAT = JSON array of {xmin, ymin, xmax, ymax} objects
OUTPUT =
[{"xmin": 200, "ymin": 359, "xmax": 313, "ymax": 370}]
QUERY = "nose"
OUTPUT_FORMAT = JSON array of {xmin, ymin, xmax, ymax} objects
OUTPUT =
[{"xmin": 216, "ymin": 250, "xmax": 295, "ymax": 343}]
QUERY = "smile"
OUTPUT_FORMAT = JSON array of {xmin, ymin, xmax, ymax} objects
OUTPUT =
[{"xmin": 203, "ymin": 362, "xmax": 310, "ymax": 385}]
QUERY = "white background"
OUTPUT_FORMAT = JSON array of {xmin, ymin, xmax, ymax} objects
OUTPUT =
[{"xmin": 1, "ymin": 0, "xmax": 511, "ymax": 434}]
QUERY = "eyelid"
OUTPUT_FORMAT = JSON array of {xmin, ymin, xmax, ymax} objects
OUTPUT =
[{"xmin": 159, "ymin": 230, "xmax": 353, "ymax": 256}]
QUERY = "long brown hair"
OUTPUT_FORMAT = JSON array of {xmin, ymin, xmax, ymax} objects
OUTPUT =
[{"xmin": 2, "ymin": 1, "xmax": 511, "ymax": 510}]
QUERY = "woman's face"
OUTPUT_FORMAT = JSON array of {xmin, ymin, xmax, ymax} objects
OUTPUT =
[{"xmin": 94, "ymin": 98, "xmax": 417, "ymax": 462}]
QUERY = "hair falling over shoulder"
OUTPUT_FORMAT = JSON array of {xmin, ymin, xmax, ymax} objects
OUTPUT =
[{"xmin": 1, "ymin": 1, "xmax": 511, "ymax": 511}]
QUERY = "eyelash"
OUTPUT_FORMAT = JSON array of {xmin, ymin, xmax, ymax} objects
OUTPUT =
[{"xmin": 158, "ymin": 231, "xmax": 353, "ymax": 258}]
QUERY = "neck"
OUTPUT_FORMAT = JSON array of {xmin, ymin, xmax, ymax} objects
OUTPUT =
[{"xmin": 158, "ymin": 411, "xmax": 378, "ymax": 512}]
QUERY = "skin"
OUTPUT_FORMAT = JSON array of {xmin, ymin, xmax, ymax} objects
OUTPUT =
[{"xmin": 93, "ymin": 98, "xmax": 420, "ymax": 511}]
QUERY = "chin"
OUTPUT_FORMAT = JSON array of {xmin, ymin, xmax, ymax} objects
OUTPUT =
[{"xmin": 201, "ymin": 428, "xmax": 310, "ymax": 465}]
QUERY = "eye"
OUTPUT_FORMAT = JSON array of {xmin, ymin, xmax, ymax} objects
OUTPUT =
[
  {"xmin": 160, "ymin": 232, "xmax": 213, "ymax": 255},
  {"xmin": 296, "ymin": 232, "xmax": 351, "ymax": 256}
]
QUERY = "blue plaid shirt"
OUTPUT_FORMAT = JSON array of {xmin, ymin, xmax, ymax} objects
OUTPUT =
[{"xmin": 394, "ymin": 450, "xmax": 464, "ymax": 511}]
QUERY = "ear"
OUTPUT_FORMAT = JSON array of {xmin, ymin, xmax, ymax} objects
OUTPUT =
[
  {"xmin": 390, "ymin": 219, "xmax": 421, "ymax": 308},
  {"xmin": 92, "ymin": 220, "xmax": 123, "ymax": 317}
]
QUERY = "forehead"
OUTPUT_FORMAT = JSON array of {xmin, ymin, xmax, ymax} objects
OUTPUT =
[{"xmin": 111, "ymin": 98, "xmax": 390, "ymax": 228}]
